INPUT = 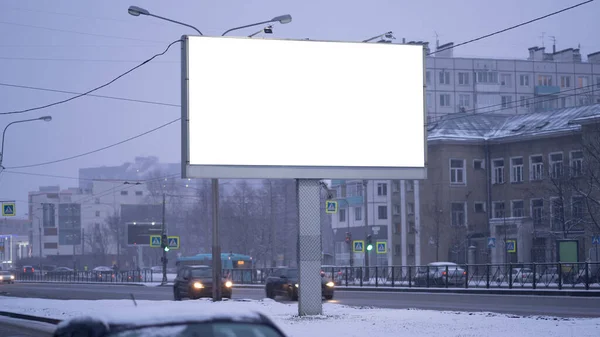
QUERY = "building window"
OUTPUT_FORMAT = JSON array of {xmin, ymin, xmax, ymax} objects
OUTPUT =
[
  {"xmin": 501, "ymin": 95, "xmax": 512, "ymax": 108},
  {"xmin": 519, "ymin": 74, "xmax": 529, "ymax": 86},
  {"xmin": 474, "ymin": 202, "xmax": 486, "ymax": 213},
  {"xmin": 439, "ymin": 71, "xmax": 450, "ymax": 85},
  {"xmin": 393, "ymin": 204, "xmax": 401, "ymax": 215},
  {"xmin": 510, "ymin": 157, "xmax": 524, "ymax": 183},
  {"xmin": 458, "ymin": 94, "xmax": 470, "ymax": 107},
  {"xmin": 577, "ymin": 76, "xmax": 589, "ymax": 88},
  {"xmin": 450, "ymin": 159, "xmax": 465, "ymax": 184},
  {"xmin": 551, "ymin": 198, "xmax": 564, "ymax": 231},
  {"xmin": 560, "ymin": 76, "xmax": 571, "ymax": 88},
  {"xmin": 338, "ymin": 209, "xmax": 346, "ymax": 222},
  {"xmin": 378, "ymin": 206, "xmax": 388, "ymax": 220},
  {"xmin": 572, "ymin": 196, "xmax": 584, "ymax": 220},
  {"xmin": 511, "ymin": 200, "xmax": 524, "ymax": 217},
  {"xmin": 347, "ymin": 183, "xmax": 363, "ymax": 197},
  {"xmin": 120, "ymin": 191, "xmax": 128, "ymax": 196},
  {"xmin": 426, "ymin": 71, "xmax": 431, "ymax": 85},
  {"xmin": 538, "ymin": 75, "xmax": 553, "ymax": 86},
  {"xmin": 570, "ymin": 150, "xmax": 583, "ymax": 177},
  {"xmin": 407, "ymin": 203, "xmax": 415, "ymax": 215},
  {"xmin": 354, "ymin": 207, "xmax": 362, "ymax": 221},
  {"xmin": 477, "ymin": 71, "xmax": 498, "ymax": 83},
  {"xmin": 394, "ymin": 244, "xmax": 401, "ymax": 256},
  {"xmin": 458, "ymin": 72, "xmax": 469, "ymax": 85},
  {"xmin": 549, "ymin": 153, "xmax": 563, "ymax": 179},
  {"xmin": 492, "ymin": 159, "xmax": 504, "ymax": 184},
  {"xmin": 95, "ymin": 211, "xmax": 100, "ymax": 217},
  {"xmin": 493, "ymin": 201, "xmax": 505, "ymax": 218},
  {"xmin": 500, "ymin": 73, "xmax": 512, "ymax": 87},
  {"xmin": 135, "ymin": 191, "xmax": 143, "ymax": 196},
  {"xmin": 530, "ymin": 155, "xmax": 544, "ymax": 180},
  {"xmin": 520, "ymin": 96, "xmax": 531, "ymax": 108},
  {"xmin": 451, "ymin": 203, "xmax": 465, "ymax": 227},
  {"xmin": 394, "ymin": 223, "xmax": 401, "ymax": 234},
  {"xmin": 377, "ymin": 183, "xmax": 387, "ymax": 196},
  {"xmin": 426, "ymin": 93, "xmax": 432, "ymax": 107},
  {"xmin": 408, "ymin": 244, "xmax": 415, "ymax": 256},
  {"xmin": 406, "ymin": 180, "xmax": 414, "ymax": 191},
  {"xmin": 531, "ymin": 199, "xmax": 543, "ymax": 226},
  {"xmin": 473, "ymin": 159, "xmax": 484, "ymax": 170},
  {"xmin": 408, "ymin": 221, "xmax": 415, "ymax": 234},
  {"xmin": 392, "ymin": 181, "xmax": 400, "ymax": 192},
  {"xmin": 440, "ymin": 94, "xmax": 451, "ymax": 107}
]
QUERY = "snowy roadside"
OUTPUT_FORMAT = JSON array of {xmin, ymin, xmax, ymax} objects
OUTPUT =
[{"xmin": 0, "ymin": 297, "xmax": 598, "ymax": 337}]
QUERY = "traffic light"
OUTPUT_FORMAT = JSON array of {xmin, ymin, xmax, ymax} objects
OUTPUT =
[
  {"xmin": 345, "ymin": 232, "xmax": 351, "ymax": 244},
  {"xmin": 161, "ymin": 234, "xmax": 169, "ymax": 252},
  {"xmin": 366, "ymin": 235, "xmax": 373, "ymax": 251}
]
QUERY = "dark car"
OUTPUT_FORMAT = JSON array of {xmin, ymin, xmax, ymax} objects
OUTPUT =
[
  {"xmin": 53, "ymin": 311, "xmax": 288, "ymax": 337},
  {"xmin": 45, "ymin": 267, "xmax": 75, "ymax": 278},
  {"xmin": 173, "ymin": 265, "xmax": 233, "ymax": 300},
  {"xmin": 265, "ymin": 267, "xmax": 335, "ymax": 301},
  {"xmin": 0, "ymin": 271, "xmax": 15, "ymax": 284}
]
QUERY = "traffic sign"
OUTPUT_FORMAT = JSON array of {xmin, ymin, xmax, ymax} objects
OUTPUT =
[
  {"xmin": 487, "ymin": 237, "xmax": 496, "ymax": 248},
  {"xmin": 376, "ymin": 241, "xmax": 387, "ymax": 254},
  {"xmin": 325, "ymin": 200, "xmax": 338, "ymax": 214},
  {"xmin": 506, "ymin": 240, "xmax": 516, "ymax": 253},
  {"xmin": 592, "ymin": 236, "xmax": 600, "ymax": 245},
  {"xmin": 2, "ymin": 203, "xmax": 15, "ymax": 216},
  {"xmin": 167, "ymin": 236, "xmax": 180, "ymax": 249},
  {"xmin": 150, "ymin": 235, "xmax": 161, "ymax": 247},
  {"xmin": 353, "ymin": 240, "xmax": 364, "ymax": 252}
]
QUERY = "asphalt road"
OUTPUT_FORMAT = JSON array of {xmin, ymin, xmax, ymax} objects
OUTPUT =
[{"xmin": 1, "ymin": 283, "xmax": 600, "ymax": 319}]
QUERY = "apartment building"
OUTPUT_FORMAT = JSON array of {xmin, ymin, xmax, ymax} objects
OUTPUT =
[
  {"xmin": 423, "ymin": 41, "xmax": 600, "ymax": 122},
  {"xmin": 425, "ymin": 103, "xmax": 600, "ymax": 265}
]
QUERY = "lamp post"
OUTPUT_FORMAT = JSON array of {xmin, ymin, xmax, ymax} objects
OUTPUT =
[
  {"xmin": 362, "ymin": 31, "xmax": 395, "ymax": 43},
  {"xmin": 127, "ymin": 6, "xmax": 203, "ymax": 35},
  {"xmin": 1, "ymin": 116, "xmax": 52, "ymax": 168},
  {"xmin": 127, "ymin": 6, "xmax": 292, "ymax": 301}
]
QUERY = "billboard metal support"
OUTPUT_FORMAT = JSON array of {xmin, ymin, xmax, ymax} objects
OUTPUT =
[
  {"xmin": 297, "ymin": 179, "xmax": 322, "ymax": 316},
  {"xmin": 161, "ymin": 193, "xmax": 168, "ymax": 285}
]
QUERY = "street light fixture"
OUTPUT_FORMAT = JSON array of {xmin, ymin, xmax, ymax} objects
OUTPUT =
[
  {"xmin": 0, "ymin": 116, "xmax": 52, "ymax": 168},
  {"xmin": 127, "ymin": 5, "xmax": 204, "ymax": 35},
  {"xmin": 221, "ymin": 14, "xmax": 292, "ymax": 36},
  {"xmin": 362, "ymin": 31, "xmax": 395, "ymax": 43}
]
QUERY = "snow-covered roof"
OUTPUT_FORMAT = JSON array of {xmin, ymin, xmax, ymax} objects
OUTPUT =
[{"xmin": 427, "ymin": 104, "xmax": 600, "ymax": 142}]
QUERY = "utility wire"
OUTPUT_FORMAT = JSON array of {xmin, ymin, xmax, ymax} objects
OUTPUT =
[{"xmin": 0, "ymin": 39, "xmax": 181, "ymax": 116}]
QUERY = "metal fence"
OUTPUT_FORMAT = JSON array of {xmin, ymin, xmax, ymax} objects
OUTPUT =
[{"xmin": 10, "ymin": 262, "xmax": 600, "ymax": 291}]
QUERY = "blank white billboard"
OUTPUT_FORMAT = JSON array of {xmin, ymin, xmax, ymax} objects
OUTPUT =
[{"xmin": 182, "ymin": 36, "xmax": 426, "ymax": 179}]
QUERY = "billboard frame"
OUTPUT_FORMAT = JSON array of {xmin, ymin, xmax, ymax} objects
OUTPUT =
[
  {"xmin": 180, "ymin": 35, "xmax": 428, "ymax": 180},
  {"xmin": 125, "ymin": 222, "xmax": 163, "ymax": 247}
]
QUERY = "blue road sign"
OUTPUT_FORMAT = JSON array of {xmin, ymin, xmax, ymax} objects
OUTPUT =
[
  {"xmin": 353, "ymin": 240, "xmax": 364, "ymax": 252},
  {"xmin": 2, "ymin": 203, "xmax": 15, "ymax": 216},
  {"xmin": 592, "ymin": 236, "xmax": 600, "ymax": 245},
  {"xmin": 325, "ymin": 200, "xmax": 338, "ymax": 214},
  {"xmin": 150, "ymin": 235, "xmax": 161, "ymax": 247},
  {"xmin": 487, "ymin": 237, "xmax": 496, "ymax": 248},
  {"xmin": 376, "ymin": 242, "xmax": 387, "ymax": 254},
  {"xmin": 167, "ymin": 236, "xmax": 180, "ymax": 249},
  {"xmin": 506, "ymin": 240, "xmax": 516, "ymax": 253}
]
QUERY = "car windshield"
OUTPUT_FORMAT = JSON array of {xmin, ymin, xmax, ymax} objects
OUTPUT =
[
  {"xmin": 107, "ymin": 322, "xmax": 283, "ymax": 337},
  {"xmin": 0, "ymin": 271, "xmax": 11, "ymax": 275},
  {"xmin": 190, "ymin": 268, "xmax": 211, "ymax": 278},
  {"xmin": 286, "ymin": 269, "xmax": 298, "ymax": 278}
]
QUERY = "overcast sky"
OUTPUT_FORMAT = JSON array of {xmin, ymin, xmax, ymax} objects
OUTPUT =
[{"xmin": 0, "ymin": 0, "xmax": 598, "ymax": 218}]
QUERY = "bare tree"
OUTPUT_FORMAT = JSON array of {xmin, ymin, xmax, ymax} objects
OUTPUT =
[
  {"xmin": 572, "ymin": 122, "xmax": 600, "ymax": 234},
  {"xmin": 84, "ymin": 223, "xmax": 113, "ymax": 266},
  {"xmin": 421, "ymin": 184, "xmax": 446, "ymax": 262}
]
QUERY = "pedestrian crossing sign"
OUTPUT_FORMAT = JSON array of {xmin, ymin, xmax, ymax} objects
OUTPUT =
[
  {"xmin": 2, "ymin": 202, "xmax": 15, "ymax": 216},
  {"xmin": 325, "ymin": 200, "xmax": 338, "ymax": 214},
  {"xmin": 353, "ymin": 240, "xmax": 364, "ymax": 252},
  {"xmin": 167, "ymin": 236, "xmax": 180, "ymax": 249},
  {"xmin": 150, "ymin": 235, "xmax": 161, "ymax": 247},
  {"xmin": 376, "ymin": 242, "xmax": 387, "ymax": 254}
]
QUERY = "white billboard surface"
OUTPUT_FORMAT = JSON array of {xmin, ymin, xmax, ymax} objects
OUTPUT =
[{"xmin": 182, "ymin": 36, "xmax": 426, "ymax": 179}]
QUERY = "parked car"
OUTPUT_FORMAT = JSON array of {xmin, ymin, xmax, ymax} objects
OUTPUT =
[
  {"xmin": 265, "ymin": 267, "xmax": 335, "ymax": 301},
  {"xmin": 173, "ymin": 265, "xmax": 232, "ymax": 300},
  {"xmin": 511, "ymin": 267, "xmax": 534, "ymax": 284},
  {"xmin": 414, "ymin": 262, "xmax": 466, "ymax": 286},
  {"xmin": 45, "ymin": 267, "xmax": 74, "ymax": 278}
]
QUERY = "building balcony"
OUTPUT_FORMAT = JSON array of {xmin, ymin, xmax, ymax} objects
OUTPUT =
[
  {"xmin": 534, "ymin": 85, "xmax": 560, "ymax": 96},
  {"xmin": 338, "ymin": 196, "xmax": 363, "ymax": 207},
  {"xmin": 475, "ymin": 83, "xmax": 501, "ymax": 92}
]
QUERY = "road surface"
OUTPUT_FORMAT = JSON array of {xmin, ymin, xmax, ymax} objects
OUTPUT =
[{"xmin": 1, "ymin": 283, "xmax": 599, "ymax": 318}]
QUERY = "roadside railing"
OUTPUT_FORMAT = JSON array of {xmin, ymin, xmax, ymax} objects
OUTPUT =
[{"xmin": 11, "ymin": 262, "xmax": 600, "ymax": 291}]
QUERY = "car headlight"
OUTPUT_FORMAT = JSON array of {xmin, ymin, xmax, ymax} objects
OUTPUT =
[
  {"xmin": 225, "ymin": 281, "xmax": 232, "ymax": 288},
  {"xmin": 10, "ymin": 275, "xmax": 14, "ymax": 280},
  {"xmin": 193, "ymin": 282, "xmax": 204, "ymax": 289},
  {"xmin": 326, "ymin": 281, "xmax": 335, "ymax": 287},
  {"xmin": 295, "ymin": 283, "xmax": 299, "ymax": 288},
  {"xmin": 0, "ymin": 276, "xmax": 3, "ymax": 280}
]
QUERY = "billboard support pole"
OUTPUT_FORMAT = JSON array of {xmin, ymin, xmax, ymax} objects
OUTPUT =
[
  {"xmin": 161, "ymin": 193, "xmax": 168, "ymax": 285},
  {"xmin": 296, "ymin": 179, "xmax": 322, "ymax": 316},
  {"xmin": 212, "ymin": 178, "xmax": 222, "ymax": 301}
]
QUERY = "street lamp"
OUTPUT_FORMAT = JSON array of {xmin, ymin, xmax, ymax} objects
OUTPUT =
[
  {"xmin": 362, "ymin": 31, "xmax": 395, "ymax": 43},
  {"xmin": 1, "ymin": 116, "xmax": 52, "ymax": 168},
  {"xmin": 248, "ymin": 25, "xmax": 274, "ymax": 38},
  {"xmin": 127, "ymin": 5, "xmax": 204, "ymax": 35},
  {"xmin": 221, "ymin": 14, "xmax": 292, "ymax": 36}
]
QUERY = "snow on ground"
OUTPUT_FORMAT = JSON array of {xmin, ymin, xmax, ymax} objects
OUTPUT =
[{"xmin": 0, "ymin": 297, "xmax": 598, "ymax": 337}]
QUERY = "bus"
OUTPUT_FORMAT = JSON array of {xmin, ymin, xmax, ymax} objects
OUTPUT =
[{"xmin": 176, "ymin": 253, "xmax": 254, "ymax": 283}]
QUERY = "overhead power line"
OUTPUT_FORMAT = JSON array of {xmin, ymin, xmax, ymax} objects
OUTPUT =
[{"xmin": 0, "ymin": 38, "xmax": 181, "ymax": 116}]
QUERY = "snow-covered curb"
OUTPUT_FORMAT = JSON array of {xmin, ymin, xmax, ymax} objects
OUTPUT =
[{"xmin": 0, "ymin": 297, "xmax": 598, "ymax": 337}]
